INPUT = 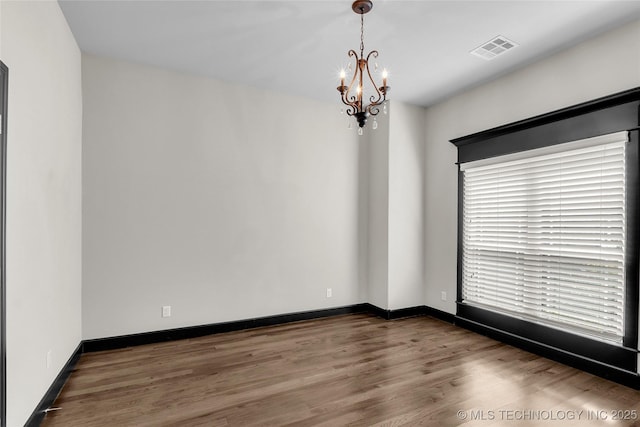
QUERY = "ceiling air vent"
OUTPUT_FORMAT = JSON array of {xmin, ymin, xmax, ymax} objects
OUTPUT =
[{"xmin": 470, "ymin": 35, "xmax": 518, "ymax": 60}]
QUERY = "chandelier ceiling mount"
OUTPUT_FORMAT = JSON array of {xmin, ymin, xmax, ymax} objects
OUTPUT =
[{"xmin": 351, "ymin": 0, "xmax": 373, "ymax": 14}]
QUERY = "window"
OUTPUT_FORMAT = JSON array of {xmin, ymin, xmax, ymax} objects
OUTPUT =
[
  {"xmin": 452, "ymin": 88, "xmax": 640, "ymax": 381},
  {"xmin": 460, "ymin": 132, "xmax": 627, "ymax": 344}
]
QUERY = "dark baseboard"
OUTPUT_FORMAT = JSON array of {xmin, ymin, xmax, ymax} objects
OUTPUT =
[
  {"xmin": 24, "ymin": 342, "xmax": 83, "ymax": 427},
  {"xmin": 83, "ymin": 304, "xmax": 369, "ymax": 353},
  {"xmin": 455, "ymin": 316, "xmax": 640, "ymax": 390},
  {"xmin": 457, "ymin": 304, "xmax": 636, "ymax": 371},
  {"xmin": 425, "ymin": 306, "xmax": 456, "ymax": 324},
  {"xmin": 365, "ymin": 303, "xmax": 428, "ymax": 320},
  {"xmin": 389, "ymin": 305, "xmax": 427, "ymax": 319},
  {"xmin": 364, "ymin": 303, "xmax": 391, "ymax": 319}
]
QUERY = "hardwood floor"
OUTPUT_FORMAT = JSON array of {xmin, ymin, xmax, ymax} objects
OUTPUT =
[{"xmin": 41, "ymin": 313, "xmax": 640, "ymax": 426}]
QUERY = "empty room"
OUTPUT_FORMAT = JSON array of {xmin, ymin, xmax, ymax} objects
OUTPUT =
[{"xmin": 2, "ymin": 0, "xmax": 640, "ymax": 425}]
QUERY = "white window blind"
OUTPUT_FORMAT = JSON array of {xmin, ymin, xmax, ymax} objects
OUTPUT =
[{"xmin": 461, "ymin": 132, "xmax": 628, "ymax": 344}]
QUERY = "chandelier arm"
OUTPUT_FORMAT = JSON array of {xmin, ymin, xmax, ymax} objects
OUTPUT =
[
  {"xmin": 344, "ymin": 106, "xmax": 358, "ymax": 116},
  {"xmin": 343, "ymin": 50, "xmax": 361, "ymax": 109},
  {"xmin": 340, "ymin": 87, "xmax": 359, "ymax": 116},
  {"xmin": 367, "ymin": 105, "xmax": 381, "ymax": 116},
  {"xmin": 344, "ymin": 95, "xmax": 359, "ymax": 108},
  {"xmin": 363, "ymin": 50, "xmax": 385, "ymax": 110},
  {"xmin": 340, "ymin": 92, "xmax": 358, "ymax": 114}
]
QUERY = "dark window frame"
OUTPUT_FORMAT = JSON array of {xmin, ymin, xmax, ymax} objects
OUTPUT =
[
  {"xmin": 451, "ymin": 87, "xmax": 640, "ymax": 374},
  {"xmin": 0, "ymin": 60, "xmax": 7, "ymax": 427}
]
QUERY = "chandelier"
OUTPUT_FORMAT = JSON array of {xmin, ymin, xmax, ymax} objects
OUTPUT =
[{"xmin": 337, "ymin": 0, "xmax": 389, "ymax": 134}]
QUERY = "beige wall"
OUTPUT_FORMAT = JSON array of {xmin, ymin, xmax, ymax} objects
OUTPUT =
[
  {"xmin": 0, "ymin": 1, "xmax": 83, "ymax": 425},
  {"xmin": 82, "ymin": 54, "xmax": 365, "ymax": 339},
  {"xmin": 366, "ymin": 105, "xmax": 390, "ymax": 309},
  {"xmin": 365, "ymin": 100, "xmax": 426, "ymax": 311},
  {"xmin": 388, "ymin": 102, "xmax": 425, "ymax": 310},
  {"xmin": 423, "ymin": 19, "xmax": 640, "ymax": 315}
]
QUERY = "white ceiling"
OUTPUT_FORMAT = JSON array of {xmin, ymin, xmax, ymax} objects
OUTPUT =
[{"xmin": 58, "ymin": 0, "xmax": 640, "ymax": 107}]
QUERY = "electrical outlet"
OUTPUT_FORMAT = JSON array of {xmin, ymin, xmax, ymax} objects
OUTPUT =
[
  {"xmin": 441, "ymin": 291, "xmax": 447, "ymax": 301},
  {"xmin": 162, "ymin": 305, "xmax": 171, "ymax": 318},
  {"xmin": 46, "ymin": 350, "xmax": 52, "ymax": 369},
  {"xmin": 326, "ymin": 288, "xmax": 332, "ymax": 298}
]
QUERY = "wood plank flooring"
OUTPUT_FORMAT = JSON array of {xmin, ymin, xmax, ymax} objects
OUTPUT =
[{"xmin": 40, "ymin": 313, "xmax": 640, "ymax": 426}]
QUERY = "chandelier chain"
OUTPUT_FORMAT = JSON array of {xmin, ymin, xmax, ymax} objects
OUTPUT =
[{"xmin": 360, "ymin": 13, "xmax": 364, "ymax": 57}]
